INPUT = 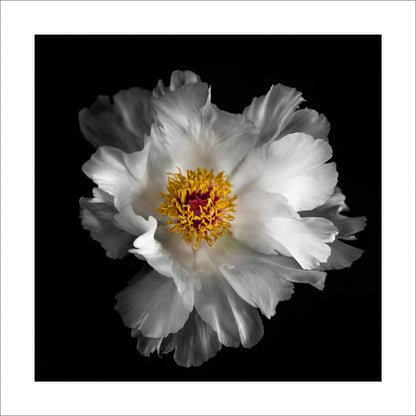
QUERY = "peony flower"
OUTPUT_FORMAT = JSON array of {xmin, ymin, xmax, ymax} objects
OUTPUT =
[{"xmin": 79, "ymin": 70, "xmax": 366, "ymax": 367}]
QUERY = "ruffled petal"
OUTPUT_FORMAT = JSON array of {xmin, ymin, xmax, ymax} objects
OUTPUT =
[
  {"xmin": 317, "ymin": 239, "xmax": 364, "ymax": 271},
  {"xmin": 194, "ymin": 270, "xmax": 264, "ymax": 348},
  {"xmin": 115, "ymin": 269, "xmax": 191, "ymax": 338},
  {"xmin": 233, "ymin": 133, "xmax": 338, "ymax": 212},
  {"xmin": 79, "ymin": 87, "xmax": 153, "ymax": 152},
  {"xmin": 163, "ymin": 310, "xmax": 222, "ymax": 367},
  {"xmin": 280, "ymin": 108, "xmax": 330, "ymax": 140},
  {"xmin": 149, "ymin": 83, "xmax": 258, "ymax": 179},
  {"xmin": 232, "ymin": 190, "xmax": 338, "ymax": 270},
  {"xmin": 152, "ymin": 81, "xmax": 210, "ymax": 133},
  {"xmin": 79, "ymin": 188, "xmax": 134, "ymax": 259},
  {"xmin": 243, "ymin": 84, "xmax": 304, "ymax": 145},
  {"xmin": 82, "ymin": 144, "xmax": 150, "ymax": 212},
  {"xmin": 153, "ymin": 70, "xmax": 201, "ymax": 98}
]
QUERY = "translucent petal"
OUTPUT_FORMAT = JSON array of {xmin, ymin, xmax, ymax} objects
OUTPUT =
[
  {"xmin": 194, "ymin": 271, "xmax": 264, "ymax": 348},
  {"xmin": 115, "ymin": 269, "xmax": 191, "ymax": 338},
  {"xmin": 79, "ymin": 188, "xmax": 134, "ymax": 259},
  {"xmin": 79, "ymin": 87, "xmax": 153, "ymax": 152},
  {"xmin": 163, "ymin": 310, "xmax": 222, "ymax": 367},
  {"xmin": 243, "ymin": 84, "xmax": 303, "ymax": 144},
  {"xmin": 280, "ymin": 108, "xmax": 330, "ymax": 140}
]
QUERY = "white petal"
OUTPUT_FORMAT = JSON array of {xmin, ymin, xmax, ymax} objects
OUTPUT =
[
  {"xmin": 280, "ymin": 108, "xmax": 330, "ymax": 140},
  {"xmin": 115, "ymin": 269, "xmax": 191, "ymax": 338},
  {"xmin": 149, "ymin": 84, "xmax": 257, "ymax": 177},
  {"xmin": 79, "ymin": 188, "xmax": 134, "ymax": 259},
  {"xmin": 152, "ymin": 82, "xmax": 210, "ymax": 133},
  {"xmin": 233, "ymin": 133, "xmax": 338, "ymax": 211},
  {"xmin": 243, "ymin": 84, "xmax": 304, "ymax": 144},
  {"xmin": 163, "ymin": 310, "xmax": 222, "ymax": 367},
  {"xmin": 153, "ymin": 70, "xmax": 202, "ymax": 97},
  {"xmin": 211, "ymin": 240, "xmax": 294, "ymax": 318},
  {"xmin": 194, "ymin": 271, "xmax": 264, "ymax": 348},
  {"xmin": 113, "ymin": 205, "xmax": 153, "ymax": 236},
  {"xmin": 79, "ymin": 87, "xmax": 153, "ymax": 152},
  {"xmin": 232, "ymin": 190, "xmax": 338, "ymax": 269},
  {"xmin": 268, "ymin": 216, "xmax": 337, "ymax": 270},
  {"xmin": 82, "ymin": 144, "xmax": 150, "ymax": 212},
  {"xmin": 317, "ymin": 239, "xmax": 364, "ymax": 270},
  {"xmin": 209, "ymin": 237, "xmax": 328, "ymax": 317}
]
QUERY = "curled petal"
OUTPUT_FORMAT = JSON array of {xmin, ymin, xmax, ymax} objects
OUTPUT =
[
  {"xmin": 115, "ymin": 269, "xmax": 191, "ymax": 338},
  {"xmin": 129, "ymin": 218, "xmax": 195, "ymax": 309},
  {"xmin": 133, "ymin": 332, "xmax": 164, "ymax": 357},
  {"xmin": 79, "ymin": 188, "xmax": 134, "ymax": 259},
  {"xmin": 153, "ymin": 70, "xmax": 201, "ymax": 98},
  {"xmin": 79, "ymin": 87, "xmax": 153, "ymax": 152}
]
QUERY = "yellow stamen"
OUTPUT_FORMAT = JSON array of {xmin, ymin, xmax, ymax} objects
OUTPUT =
[{"xmin": 156, "ymin": 167, "xmax": 237, "ymax": 249}]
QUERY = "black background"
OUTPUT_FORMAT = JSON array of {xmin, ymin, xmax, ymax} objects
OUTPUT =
[{"xmin": 35, "ymin": 35, "xmax": 381, "ymax": 381}]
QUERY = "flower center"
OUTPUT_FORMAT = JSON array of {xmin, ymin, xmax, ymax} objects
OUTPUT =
[{"xmin": 156, "ymin": 168, "xmax": 237, "ymax": 249}]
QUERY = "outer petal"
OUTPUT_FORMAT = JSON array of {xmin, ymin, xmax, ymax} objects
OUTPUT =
[
  {"xmin": 115, "ymin": 269, "xmax": 191, "ymax": 339},
  {"xmin": 243, "ymin": 84, "xmax": 304, "ymax": 145},
  {"xmin": 233, "ymin": 133, "xmax": 338, "ymax": 212},
  {"xmin": 163, "ymin": 310, "xmax": 222, "ymax": 367},
  {"xmin": 280, "ymin": 108, "xmax": 330, "ymax": 140},
  {"xmin": 79, "ymin": 87, "xmax": 153, "ymax": 152},
  {"xmin": 317, "ymin": 239, "xmax": 364, "ymax": 271},
  {"xmin": 194, "ymin": 271, "xmax": 264, "ymax": 348},
  {"xmin": 301, "ymin": 187, "xmax": 366, "ymax": 270},
  {"xmin": 153, "ymin": 70, "xmax": 201, "ymax": 98},
  {"xmin": 79, "ymin": 188, "xmax": 134, "ymax": 259},
  {"xmin": 232, "ymin": 190, "xmax": 338, "ymax": 270},
  {"xmin": 82, "ymin": 144, "xmax": 150, "ymax": 212},
  {"xmin": 130, "ymin": 310, "xmax": 222, "ymax": 367},
  {"xmin": 132, "ymin": 331, "xmax": 163, "ymax": 357}
]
